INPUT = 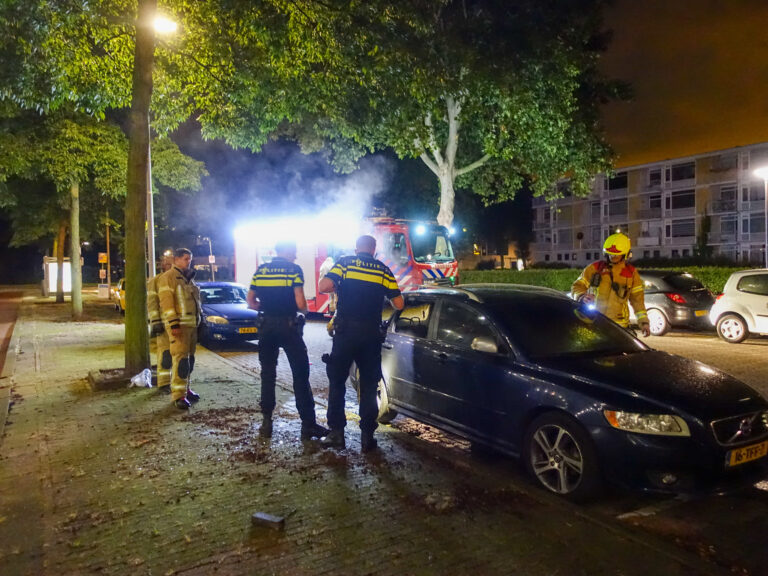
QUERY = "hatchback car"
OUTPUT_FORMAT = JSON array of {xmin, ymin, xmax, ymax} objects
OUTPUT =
[
  {"xmin": 355, "ymin": 284, "xmax": 768, "ymax": 501},
  {"xmin": 636, "ymin": 270, "xmax": 714, "ymax": 335},
  {"xmin": 710, "ymin": 269, "xmax": 768, "ymax": 343},
  {"xmin": 197, "ymin": 282, "xmax": 260, "ymax": 345}
]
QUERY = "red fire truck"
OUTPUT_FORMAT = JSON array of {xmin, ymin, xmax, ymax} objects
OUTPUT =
[{"xmin": 233, "ymin": 217, "xmax": 458, "ymax": 314}]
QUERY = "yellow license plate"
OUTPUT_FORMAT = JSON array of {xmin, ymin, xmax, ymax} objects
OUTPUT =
[
  {"xmin": 694, "ymin": 310, "xmax": 708, "ymax": 317},
  {"xmin": 239, "ymin": 327, "xmax": 258, "ymax": 334},
  {"xmin": 726, "ymin": 440, "xmax": 768, "ymax": 467}
]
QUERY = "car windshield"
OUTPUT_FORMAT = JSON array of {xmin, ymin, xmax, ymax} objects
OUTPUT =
[
  {"xmin": 484, "ymin": 295, "xmax": 647, "ymax": 359},
  {"xmin": 409, "ymin": 224, "xmax": 455, "ymax": 263},
  {"xmin": 664, "ymin": 273, "xmax": 705, "ymax": 291},
  {"xmin": 200, "ymin": 286, "xmax": 247, "ymax": 304}
]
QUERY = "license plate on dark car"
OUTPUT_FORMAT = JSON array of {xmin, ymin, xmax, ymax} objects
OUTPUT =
[
  {"xmin": 239, "ymin": 327, "xmax": 258, "ymax": 334},
  {"xmin": 726, "ymin": 440, "xmax": 768, "ymax": 467}
]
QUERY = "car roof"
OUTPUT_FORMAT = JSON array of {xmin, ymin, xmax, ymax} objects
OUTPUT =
[
  {"xmin": 640, "ymin": 270, "xmax": 691, "ymax": 278},
  {"xmin": 726, "ymin": 268, "xmax": 768, "ymax": 278},
  {"xmin": 197, "ymin": 281, "xmax": 246, "ymax": 288},
  {"xmin": 414, "ymin": 283, "xmax": 570, "ymax": 303}
]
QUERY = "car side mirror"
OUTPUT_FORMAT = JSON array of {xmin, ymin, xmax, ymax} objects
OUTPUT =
[{"xmin": 471, "ymin": 336, "xmax": 498, "ymax": 354}]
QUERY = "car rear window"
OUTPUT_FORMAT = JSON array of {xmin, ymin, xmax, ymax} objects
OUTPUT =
[
  {"xmin": 737, "ymin": 274, "xmax": 768, "ymax": 296},
  {"xmin": 485, "ymin": 296, "xmax": 646, "ymax": 359},
  {"xmin": 663, "ymin": 274, "xmax": 705, "ymax": 291}
]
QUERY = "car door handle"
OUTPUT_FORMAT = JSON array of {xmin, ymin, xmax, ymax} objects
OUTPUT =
[{"xmin": 382, "ymin": 342, "xmax": 393, "ymax": 349}]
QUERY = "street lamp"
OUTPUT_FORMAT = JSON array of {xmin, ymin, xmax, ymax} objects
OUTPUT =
[
  {"xmin": 146, "ymin": 14, "xmax": 177, "ymax": 278},
  {"xmin": 753, "ymin": 166, "xmax": 768, "ymax": 268}
]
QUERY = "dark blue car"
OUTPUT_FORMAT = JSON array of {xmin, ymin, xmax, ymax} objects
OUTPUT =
[
  {"xmin": 197, "ymin": 282, "xmax": 259, "ymax": 345},
  {"xmin": 358, "ymin": 284, "xmax": 768, "ymax": 501}
]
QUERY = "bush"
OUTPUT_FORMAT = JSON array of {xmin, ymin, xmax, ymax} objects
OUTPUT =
[
  {"xmin": 459, "ymin": 265, "xmax": 750, "ymax": 294},
  {"xmin": 528, "ymin": 261, "xmax": 574, "ymax": 269},
  {"xmin": 475, "ymin": 259, "xmax": 497, "ymax": 270}
]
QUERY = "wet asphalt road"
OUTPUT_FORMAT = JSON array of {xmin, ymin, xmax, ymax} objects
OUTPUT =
[{"xmin": 214, "ymin": 320, "xmax": 768, "ymax": 576}]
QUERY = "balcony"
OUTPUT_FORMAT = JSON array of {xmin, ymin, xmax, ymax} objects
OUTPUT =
[
  {"xmin": 667, "ymin": 236, "xmax": 695, "ymax": 246},
  {"xmin": 708, "ymin": 232, "xmax": 737, "ymax": 243},
  {"xmin": 741, "ymin": 232, "xmax": 767, "ymax": 242},
  {"xmin": 709, "ymin": 199, "xmax": 737, "ymax": 213},
  {"xmin": 533, "ymin": 220, "xmax": 550, "ymax": 230},
  {"xmin": 636, "ymin": 208, "xmax": 662, "ymax": 220},
  {"xmin": 636, "ymin": 236, "xmax": 660, "ymax": 247}
]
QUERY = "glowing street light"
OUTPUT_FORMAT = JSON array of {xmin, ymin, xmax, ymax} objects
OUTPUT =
[
  {"xmin": 753, "ymin": 166, "xmax": 768, "ymax": 268},
  {"xmin": 146, "ymin": 14, "xmax": 177, "ymax": 278}
]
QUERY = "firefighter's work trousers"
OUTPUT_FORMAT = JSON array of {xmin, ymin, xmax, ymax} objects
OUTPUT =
[
  {"xmin": 325, "ymin": 322, "xmax": 383, "ymax": 435},
  {"xmin": 258, "ymin": 317, "xmax": 318, "ymax": 425},
  {"xmin": 153, "ymin": 330, "xmax": 171, "ymax": 388},
  {"xmin": 169, "ymin": 326, "xmax": 197, "ymax": 401}
]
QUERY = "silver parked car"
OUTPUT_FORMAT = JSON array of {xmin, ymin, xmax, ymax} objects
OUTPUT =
[{"xmin": 710, "ymin": 269, "xmax": 768, "ymax": 343}]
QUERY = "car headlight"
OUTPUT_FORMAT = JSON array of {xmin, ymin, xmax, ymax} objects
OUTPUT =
[
  {"xmin": 604, "ymin": 410, "xmax": 690, "ymax": 437},
  {"xmin": 205, "ymin": 315, "xmax": 229, "ymax": 325}
]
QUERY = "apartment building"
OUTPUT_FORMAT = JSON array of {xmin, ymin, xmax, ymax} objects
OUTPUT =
[{"xmin": 531, "ymin": 142, "xmax": 768, "ymax": 266}]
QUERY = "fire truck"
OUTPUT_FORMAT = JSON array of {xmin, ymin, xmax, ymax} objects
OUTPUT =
[{"xmin": 233, "ymin": 217, "xmax": 458, "ymax": 314}]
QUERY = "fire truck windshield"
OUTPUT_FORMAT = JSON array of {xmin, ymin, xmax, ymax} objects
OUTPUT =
[{"xmin": 409, "ymin": 225, "xmax": 455, "ymax": 263}]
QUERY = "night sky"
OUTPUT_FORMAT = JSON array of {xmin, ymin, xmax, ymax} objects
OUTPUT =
[{"xmin": 600, "ymin": 0, "xmax": 768, "ymax": 167}]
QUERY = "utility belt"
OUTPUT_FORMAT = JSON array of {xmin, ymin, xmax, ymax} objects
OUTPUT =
[
  {"xmin": 331, "ymin": 316, "xmax": 388, "ymax": 343},
  {"xmin": 256, "ymin": 313, "xmax": 305, "ymax": 336}
]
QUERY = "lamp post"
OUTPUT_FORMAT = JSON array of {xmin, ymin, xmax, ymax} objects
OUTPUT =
[
  {"xmin": 753, "ymin": 167, "xmax": 768, "ymax": 268},
  {"xmin": 145, "ymin": 15, "xmax": 177, "ymax": 279}
]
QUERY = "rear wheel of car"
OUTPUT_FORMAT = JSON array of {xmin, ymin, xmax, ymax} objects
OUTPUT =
[
  {"xmin": 523, "ymin": 412, "xmax": 601, "ymax": 502},
  {"xmin": 647, "ymin": 308, "xmax": 669, "ymax": 336},
  {"xmin": 716, "ymin": 314, "xmax": 748, "ymax": 343},
  {"xmin": 351, "ymin": 365, "xmax": 398, "ymax": 423}
]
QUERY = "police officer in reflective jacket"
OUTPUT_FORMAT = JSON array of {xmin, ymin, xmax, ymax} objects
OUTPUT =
[
  {"xmin": 246, "ymin": 241, "xmax": 328, "ymax": 441},
  {"xmin": 319, "ymin": 235, "xmax": 404, "ymax": 452}
]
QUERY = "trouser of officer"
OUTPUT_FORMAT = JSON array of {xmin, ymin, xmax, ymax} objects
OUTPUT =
[
  {"xmin": 326, "ymin": 320, "xmax": 382, "ymax": 437},
  {"xmin": 258, "ymin": 316, "xmax": 318, "ymax": 425},
  {"xmin": 168, "ymin": 326, "xmax": 197, "ymax": 402},
  {"xmin": 154, "ymin": 330, "xmax": 171, "ymax": 389}
]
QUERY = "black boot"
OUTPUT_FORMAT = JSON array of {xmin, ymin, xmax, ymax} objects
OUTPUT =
[
  {"xmin": 259, "ymin": 414, "xmax": 273, "ymax": 438},
  {"xmin": 186, "ymin": 389, "xmax": 201, "ymax": 403},
  {"xmin": 361, "ymin": 434, "xmax": 378, "ymax": 453},
  {"xmin": 174, "ymin": 398, "xmax": 191, "ymax": 410},
  {"xmin": 300, "ymin": 422, "xmax": 329, "ymax": 441},
  {"xmin": 320, "ymin": 429, "xmax": 346, "ymax": 448}
]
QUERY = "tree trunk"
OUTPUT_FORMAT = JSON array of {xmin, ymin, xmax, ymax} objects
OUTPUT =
[
  {"xmin": 436, "ymin": 168, "xmax": 456, "ymax": 228},
  {"xmin": 124, "ymin": 0, "xmax": 156, "ymax": 373},
  {"xmin": 55, "ymin": 221, "xmax": 66, "ymax": 303},
  {"xmin": 70, "ymin": 181, "xmax": 83, "ymax": 320}
]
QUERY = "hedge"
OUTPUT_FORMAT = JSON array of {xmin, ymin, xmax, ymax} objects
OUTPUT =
[{"xmin": 459, "ymin": 266, "xmax": 747, "ymax": 295}]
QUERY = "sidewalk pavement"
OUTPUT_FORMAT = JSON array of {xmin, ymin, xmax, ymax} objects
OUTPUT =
[{"xmin": 0, "ymin": 289, "xmax": 727, "ymax": 576}]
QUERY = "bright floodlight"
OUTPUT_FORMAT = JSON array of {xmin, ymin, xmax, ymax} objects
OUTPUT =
[
  {"xmin": 754, "ymin": 166, "xmax": 768, "ymax": 180},
  {"xmin": 415, "ymin": 224, "xmax": 427, "ymax": 235},
  {"xmin": 154, "ymin": 16, "xmax": 178, "ymax": 34},
  {"xmin": 448, "ymin": 227, "xmax": 455, "ymax": 236}
]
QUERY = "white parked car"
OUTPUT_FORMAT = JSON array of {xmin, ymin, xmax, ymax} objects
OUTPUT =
[{"xmin": 710, "ymin": 269, "xmax": 768, "ymax": 343}]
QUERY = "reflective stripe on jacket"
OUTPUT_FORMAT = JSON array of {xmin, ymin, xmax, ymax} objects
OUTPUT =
[
  {"xmin": 572, "ymin": 260, "xmax": 648, "ymax": 328},
  {"xmin": 157, "ymin": 266, "xmax": 201, "ymax": 329},
  {"xmin": 147, "ymin": 276, "xmax": 162, "ymax": 325}
]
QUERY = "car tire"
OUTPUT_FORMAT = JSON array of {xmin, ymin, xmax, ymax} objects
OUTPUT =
[
  {"xmin": 716, "ymin": 314, "xmax": 749, "ymax": 344},
  {"xmin": 647, "ymin": 308, "xmax": 669, "ymax": 336},
  {"xmin": 522, "ymin": 412, "xmax": 601, "ymax": 502},
  {"xmin": 350, "ymin": 365, "xmax": 398, "ymax": 423}
]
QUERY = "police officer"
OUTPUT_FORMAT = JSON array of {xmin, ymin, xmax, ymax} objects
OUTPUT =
[
  {"xmin": 147, "ymin": 261, "xmax": 172, "ymax": 394},
  {"xmin": 572, "ymin": 232, "xmax": 651, "ymax": 337},
  {"xmin": 157, "ymin": 248, "xmax": 202, "ymax": 409},
  {"xmin": 319, "ymin": 235, "xmax": 404, "ymax": 452},
  {"xmin": 246, "ymin": 241, "xmax": 328, "ymax": 441}
]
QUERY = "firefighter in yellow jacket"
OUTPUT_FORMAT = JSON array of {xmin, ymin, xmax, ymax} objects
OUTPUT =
[
  {"xmin": 572, "ymin": 233, "xmax": 651, "ymax": 337},
  {"xmin": 157, "ymin": 248, "xmax": 202, "ymax": 409},
  {"xmin": 147, "ymin": 262, "xmax": 172, "ymax": 394}
]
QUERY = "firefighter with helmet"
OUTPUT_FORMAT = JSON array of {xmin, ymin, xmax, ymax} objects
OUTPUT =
[{"xmin": 572, "ymin": 233, "xmax": 651, "ymax": 337}]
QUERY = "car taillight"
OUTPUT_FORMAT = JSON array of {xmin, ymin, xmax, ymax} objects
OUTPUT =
[
  {"xmin": 665, "ymin": 292, "xmax": 687, "ymax": 304},
  {"xmin": 715, "ymin": 293, "xmax": 724, "ymax": 301}
]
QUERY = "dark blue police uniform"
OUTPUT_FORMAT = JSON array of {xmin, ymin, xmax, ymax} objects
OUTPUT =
[
  {"xmin": 250, "ymin": 257, "xmax": 319, "ymax": 427},
  {"xmin": 324, "ymin": 252, "xmax": 401, "ymax": 437}
]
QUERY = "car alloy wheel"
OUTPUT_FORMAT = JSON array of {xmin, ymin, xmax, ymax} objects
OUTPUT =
[
  {"xmin": 716, "ymin": 314, "xmax": 748, "ymax": 344},
  {"xmin": 647, "ymin": 308, "xmax": 669, "ymax": 336},
  {"xmin": 523, "ymin": 413, "xmax": 601, "ymax": 501}
]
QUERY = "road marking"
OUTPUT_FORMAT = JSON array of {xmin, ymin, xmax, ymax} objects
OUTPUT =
[{"xmin": 616, "ymin": 495, "xmax": 694, "ymax": 520}]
